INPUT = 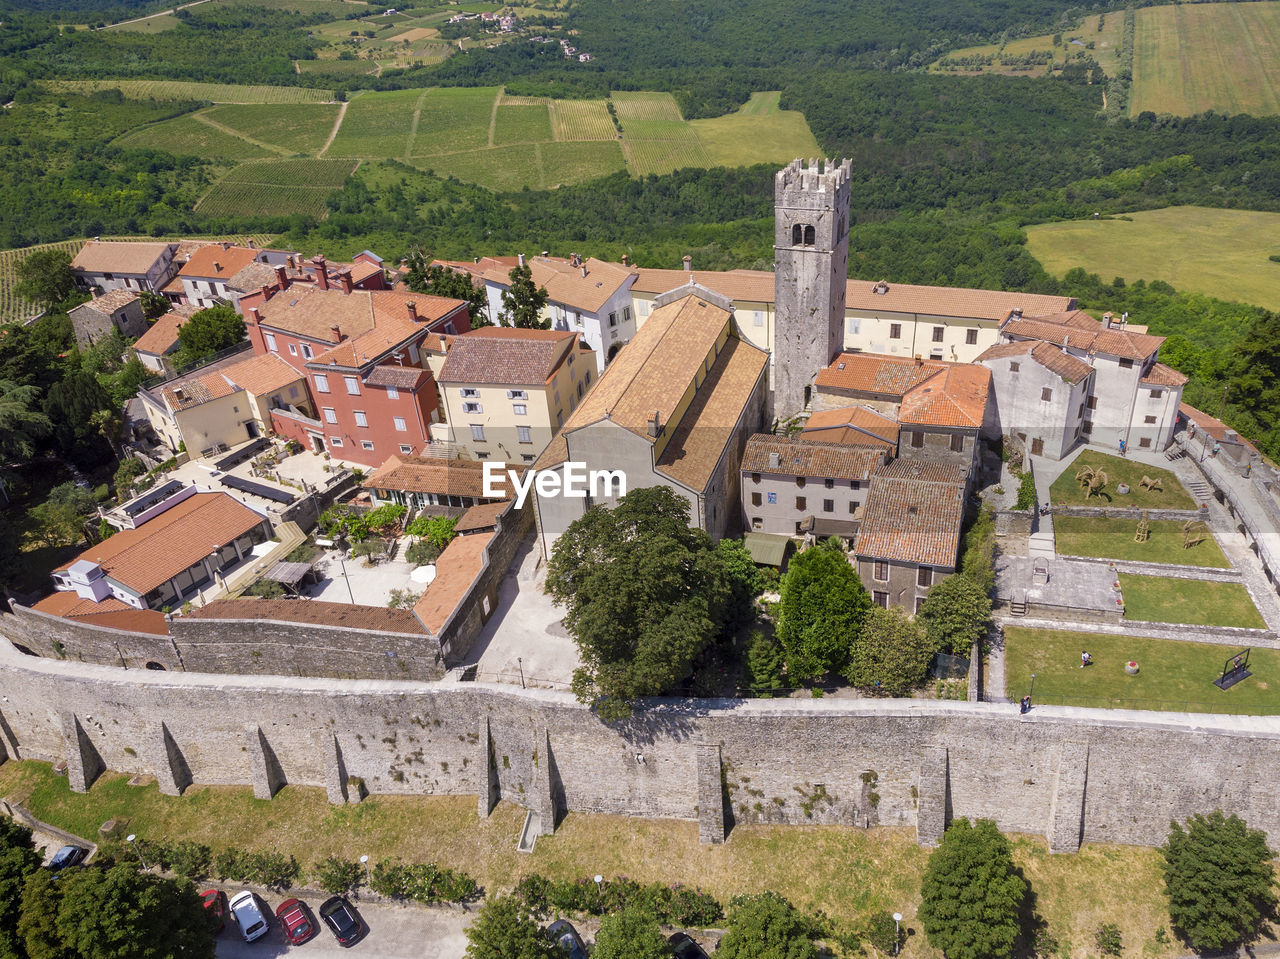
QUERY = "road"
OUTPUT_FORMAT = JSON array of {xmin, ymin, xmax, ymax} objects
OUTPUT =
[
  {"xmin": 215, "ymin": 894, "xmax": 472, "ymax": 959},
  {"xmin": 95, "ymin": 0, "xmax": 212, "ymax": 30}
]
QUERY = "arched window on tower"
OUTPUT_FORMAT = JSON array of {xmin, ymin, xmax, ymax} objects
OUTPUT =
[
  {"xmin": 792, "ymin": 224, "xmax": 803, "ymax": 245},
  {"xmin": 804, "ymin": 225, "xmax": 816, "ymax": 246}
]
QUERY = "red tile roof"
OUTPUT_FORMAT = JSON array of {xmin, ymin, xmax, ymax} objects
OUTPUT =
[
  {"xmin": 31, "ymin": 591, "xmax": 169, "ymax": 635},
  {"xmin": 846, "ymin": 280, "xmax": 1075, "ymax": 321},
  {"xmin": 741, "ymin": 434, "xmax": 883, "ymax": 480},
  {"xmin": 184, "ymin": 598, "xmax": 429, "ymax": 634},
  {"xmin": 874, "ymin": 458, "xmax": 969, "ymax": 485},
  {"xmin": 816, "ymin": 353, "xmax": 951, "ymax": 398},
  {"xmin": 1142, "ymin": 362, "xmax": 1189, "ymax": 388},
  {"xmin": 256, "ymin": 287, "xmax": 464, "ymax": 344},
  {"xmin": 412, "ymin": 532, "xmax": 495, "ymax": 634},
  {"xmin": 362, "ymin": 455, "xmax": 509, "ymax": 498},
  {"xmin": 222, "ymin": 352, "xmax": 302, "ymax": 396},
  {"xmin": 454, "ymin": 499, "xmax": 512, "ymax": 533},
  {"xmin": 81, "ymin": 289, "xmax": 140, "ymax": 314},
  {"xmin": 72, "ymin": 240, "xmax": 174, "ymax": 275},
  {"xmin": 976, "ymin": 340, "xmax": 1094, "ymax": 383},
  {"xmin": 438, "ymin": 328, "xmax": 579, "ymax": 386},
  {"xmin": 179, "ymin": 245, "xmax": 262, "ymax": 279},
  {"xmin": 480, "ymin": 256, "xmax": 633, "ymax": 313},
  {"xmin": 897, "ymin": 365, "xmax": 991, "ymax": 429},
  {"xmin": 801, "ymin": 406, "xmax": 899, "ymax": 448},
  {"xmin": 363, "ymin": 365, "xmax": 432, "ymax": 390},
  {"xmin": 1178, "ymin": 403, "xmax": 1258, "ymax": 452},
  {"xmin": 132, "ymin": 310, "xmax": 189, "ymax": 357},
  {"xmin": 1003, "ymin": 312, "xmax": 1165, "ymax": 361},
  {"xmin": 854, "ymin": 465, "xmax": 966, "ymax": 568},
  {"xmin": 54, "ymin": 492, "xmax": 266, "ymax": 595}
]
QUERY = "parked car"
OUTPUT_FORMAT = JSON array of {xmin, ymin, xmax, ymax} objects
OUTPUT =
[
  {"xmin": 200, "ymin": 889, "xmax": 227, "ymax": 934},
  {"xmin": 276, "ymin": 898, "xmax": 317, "ymax": 945},
  {"xmin": 319, "ymin": 896, "xmax": 365, "ymax": 947},
  {"xmin": 228, "ymin": 890, "xmax": 270, "ymax": 943},
  {"xmin": 545, "ymin": 919, "xmax": 588, "ymax": 959},
  {"xmin": 668, "ymin": 932, "xmax": 710, "ymax": 959},
  {"xmin": 47, "ymin": 845, "xmax": 89, "ymax": 875}
]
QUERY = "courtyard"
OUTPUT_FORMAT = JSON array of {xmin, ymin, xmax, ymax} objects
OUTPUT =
[{"xmin": 1047, "ymin": 452, "xmax": 1197, "ymax": 509}]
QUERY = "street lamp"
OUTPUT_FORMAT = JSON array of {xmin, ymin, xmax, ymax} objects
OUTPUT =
[
  {"xmin": 592, "ymin": 875, "xmax": 603, "ymax": 902},
  {"xmin": 517, "ymin": 657, "xmax": 526, "ymax": 689},
  {"xmin": 1029, "ymin": 673, "xmax": 1036, "ymax": 702},
  {"xmin": 126, "ymin": 834, "xmax": 147, "ymax": 869},
  {"xmin": 338, "ymin": 554, "xmax": 355, "ymax": 604},
  {"xmin": 892, "ymin": 913, "xmax": 903, "ymax": 956},
  {"xmin": 360, "ymin": 854, "xmax": 370, "ymax": 884}
]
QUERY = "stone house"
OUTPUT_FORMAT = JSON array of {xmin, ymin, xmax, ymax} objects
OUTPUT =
[
  {"xmin": 130, "ymin": 306, "xmax": 199, "ymax": 374},
  {"xmin": 739, "ymin": 434, "xmax": 883, "ymax": 538},
  {"xmin": 67, "ymin": 290, "xmax": 147, "ymax": 348},
  {"xmin": 977, "ymin": 339, "xmax": 1095, "ymax": 460}
]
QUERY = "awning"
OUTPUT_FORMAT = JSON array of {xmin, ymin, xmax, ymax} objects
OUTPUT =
[
  {"xmin": 743, "ymin": 532, "xmax": 792, "ymax": 567},
  {"xmin": 264, "ymin": 561, "xmax": 312, "ymax": 586}
]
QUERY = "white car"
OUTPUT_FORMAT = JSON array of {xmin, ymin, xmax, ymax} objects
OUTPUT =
[{"xmin": 228, "ymin": 890, "xmax": 270, "ymax": 942}]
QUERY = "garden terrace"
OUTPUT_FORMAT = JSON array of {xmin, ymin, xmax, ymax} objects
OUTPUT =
[{"xmin": 1049, "ymin": 453, "xmax": 1195, "ymax": 509}]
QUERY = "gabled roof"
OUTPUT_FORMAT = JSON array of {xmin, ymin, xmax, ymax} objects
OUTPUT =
[
  {"xmin": 221, "ymin": 352, "xmax": 302, "ymax": 396},
  {"xmin": 438, "ymin": 328, "xmax": 578, "ymax": 386},
  {"xmin": 180, "ymin": 244, "xmax": 262, "ymax": 280},
  {"xmin": 412, "ymin": 531, "xmax": 495, "ymax": 634},
  {"xmin": 481, "ymin": 256, "xmax": 633, "ymax": 314},
  {"xmin": 801, "ymin": 406, "xmax": 899, "ymax": 448},
  {"xmin": 816, "ymin": 352, "xmax": 950, "ymax": 398},
  {"xmin": 72, "ymin": 240, "xmax": 174, "ymax": 275},
  {"xmin": 54, "ymin": 492, "xmax": 265, "ymax": 595},
  {"xmin": 185, "ymin": 598, "xmax": 429, "ymax": 635},
  {"xmin": 846, "ymin": 280, "xmax": 1075, "ymax": 321},
  {"xmin": 875, "ymin": 458, "xmax": 969, "ymax": 485},
  {"xmin": 227, "ymin": 261, "xmax": 280, "ymax": 294},
  {"xmin": 977, "ymin": 339, "xmax": 1095, "ymax": 384},
  {"xmin": 454, "ymin": 499, "xmax": 512, "ymax": 533},
  {"xmin": 363, "ymin": 364, "xmax": 432, "ymax": 390},
  {"xmin": 1003, "ymin": 313, "xmax": 1164, "ymax": 361},
  {"xmin": 897, "ymin": 365, "xmax": 991, "ymax": 429},
  {"xmin": 362, "ymin": 455, "xmax": 509, "ymax": 499},
  {"xmin": 31, "ymin": 591, "xmax": 169, "ymax": 635},
  {"xmin": 741, "ymin": 434, "xmax": 882, "ymax": 480},
  {"xmin": 854, "ymin": 463, "xmax": 966, "ymax": 568},
  {"xmin": 630, "ymin": 268, "xmax": 776, "ymax": 303},
  {"xmin": 73, "ymin": 289, "xmax": 139, "ymax": 315},
  {"xmin": 132, "ymin": 309, "xmax": 192, "ymax": 357},
  {"xmin": 255, "ymin": 287, "xmax": 464, "ymax": 344},
  {"xmin": 1142, "ymin": 362, "xmax": 1189, "ymax": 388}
]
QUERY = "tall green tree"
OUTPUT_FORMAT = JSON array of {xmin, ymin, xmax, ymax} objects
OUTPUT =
[
  {"xmin": 15, "ymin": 249, "xmax": 77, "ymax": 310},
  {"xmin": 1161, "ymin": 810, "xmax": 1277, "ymax": 951},
  {"xmin": 546, "ymin": 486, "xmax": 741, "ymax": 718},
  {"xmin": 138, "ymin": 291, "xmax": 169, "ymax": 321},
  {"xmin": 464, "ymin": 895, "xmax": 559, "ymax": 959},
  {"xmin": 845, "ymin": 605, "xmax": 934, "ymax": 696},
  {"xmin": 500, "ymin": 264, "xmax": 550, "ymax": 329},
  {"xmin": 28, "ymin": 482, "xmax": 97, "ymax": 549},
  {"xmin": 916, "ymin": 575, "xmax": 992, "ymax": 655},
  {"xmin": 172, "ymin": 305, "xmax": 245, "ymax": 370},
  {"xmin": 775, "ymin": 541, "xmax": 870, "ymax": 682},
  {"xmin": 918, "ymin": 818, "xmax": 1026, "ymax": 959},
  {"xmin": 746, "ymin": 630, "xmax": 785, "ymax": 697},
  {"xmin": 404, "ymin": 248, "xmax": 491, "ymax": 327},
  {"xmin": 0, "ymin": 379, "xmax": 52, "ymax": 464},
  {"xmin": 715, "ymin": 892, "xmax": 819, "ymax": 959},
  {"xmin": 0, "ymin": 818, "xmax": 41, "ymax": 959},
  {"xmin": 592, "ymin": 905, "xmax": 669, "ymax": 959},
  {"xmin": 42, "ymin": 371, "xmax": 115, "ymax": 469}
]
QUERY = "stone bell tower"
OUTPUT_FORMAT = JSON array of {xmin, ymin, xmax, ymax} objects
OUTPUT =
[{"xmin": 773, "ymin": 157, "xmax": 852, "ymax": 421}]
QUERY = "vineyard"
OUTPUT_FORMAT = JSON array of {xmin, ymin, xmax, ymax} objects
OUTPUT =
[
  {"xmin": 114, "ymin": 114, "xmax": 273, "ymax": 161},
  {"xmin": 492, "ymin": 103, "xmax": 554, "ymax": 146},
  {"xmin": 203, "ymin": 103, "xmax": 343, "ymax": 155},
  {"xmin": 611, "ymin": 91, "xmax": 687, "ymax": 138},
  {"xmin": 418, "ymin": 140, "xmax": 625, "ymax": 192},
  {"xmin": 408, "ymin": 87, "xmax": 501, "ymax": 156},
  {"xmin": 196, "ymin": 158, "xmax": 356, "ymax": 218},
  {"xmin": 0, "ymin": 240, "xmax": 84, "ymax": 325},
  {"xmin": 549, "ymin": 99, "xmax": 619, "ymax": 141},
  {"xmin": 621, "ymin": 138, "xmax": 714, "ymax": 177},
  {"xmin": 44, "ymin": 80, "xmax": 335, "ymax": 104},
  {"xmin": 327, "ymin": 88, "xmax": 424, "ymax": 158}
]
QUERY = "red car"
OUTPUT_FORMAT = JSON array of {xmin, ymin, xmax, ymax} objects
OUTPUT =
[
  {"xmin": 200, "ymin": 889, "xmax": 227, "ymax": 934},
  {"xmin": 276, "ymin": 898, "xmax": 318, "ymax": 945}
]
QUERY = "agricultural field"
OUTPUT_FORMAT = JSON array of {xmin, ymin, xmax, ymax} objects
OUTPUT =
[
  {"xmin": 0, "ymin": 240, "xmax": 85, "ymax": 324},
  {"xmin": 491, "ymin": 103, "xmax": 554, "ymax": 146},
  {"xmin": 1027, "ymin": 207, "xmax": 1280, "ymax": 312},
  {"xmin": 114, "ymin": 113, "xmax": 273, "ymax": 160},
  {"xmin": 196, "ymin": 158, "xmax": 356, "ymax": 218},
  {"xmin": 420, "ymin": 140, "xmax": 625, "ymax": 191},
  {"xmin": 613, "ymin": 91, "xmax": 714, "ymax": 176},
  {"xmin": 549, "ymin": 99, "xmax": 616, "ymax": 141},
  {"xmin": 1132, "ymin": 1, "xmax": 1280, "ymax": 116},
  {"xmin": 45, "ymin": 79, "xmax": 335, "ymax": 104},
  {"xmin": 295, "ymin": 56, "xmax": 379, "ymax": 76},
  {"xmin": 690, "ymin": 91, "xmax": 822, "ymax": 168},
  {"xmin": 204, "ymin": 103, "xmax": 342, "ymax": 155},
  {"xmin": 326, "ymin": 87, "xmax": 424, "ymax": 157},
  {"xmin": 934, "ymin": 12, "xmax": 1122, "ymax": 77},
  {"xmin": 408, "ymin": 86, "xmax": 500, "ymax": 155}
]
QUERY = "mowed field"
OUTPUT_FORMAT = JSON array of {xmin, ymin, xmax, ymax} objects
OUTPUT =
[
  {"xmin": 690, "ymin": 91, "xmax": 821, "ymax": 168},
  {"xmin": 934, "ymin": 13, "xmax": 1123, "ymax": 77},
  {"xmin": 46, "ymin": 79, "xmax": 335, "ymax": 103},
  {"xmin": 1132, "ymin": 2, "xmax": 1280, "ymax": 116},
  {"xmin": 1026, "ymin": 207, "xmax": 1280, "ymax": 311}
]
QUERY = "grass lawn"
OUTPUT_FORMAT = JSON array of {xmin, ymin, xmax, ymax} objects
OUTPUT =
[
  {"xmin": 0, "ymin": 759, "xmax": 1197, "ymax": 956},
  {"xmin": 1054, "ymin": 515, "xmax": 1229, "ymax": 568},
  {"xmin": 1049, "ymin": 452, "xmax": 1196, "ymax": 509},
  {"xmin": 1027, "ymin": 207, "xmax": 1280, "ymax": 313},
  {"xmin": 689, "ymin": 91, "xmax": 822, "ymax": 168},
  {"xmin": 1005, "ymin": 626, "xmax": 1280, "ymax": 714},
  {"xmin": 1119, "ymin": 574, "xmax": 1266, "ymax": 629}
]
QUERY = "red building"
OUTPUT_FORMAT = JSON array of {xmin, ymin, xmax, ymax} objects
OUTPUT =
[{"xmin": 239, "ymin": 269, "xmax": 469, "ymax": 467}]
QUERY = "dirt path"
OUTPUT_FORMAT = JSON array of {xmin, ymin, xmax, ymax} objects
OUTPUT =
[
  {"xmin": 404, "ymin": 90, "xmax": 429, "ymax": 161},
  {"xmin": 192, "ymin": 112, "xmax": 291, "ymax": 156},
  {"xmin": 319, "ymin": 100, "xmax": 348, "ymax": 158},
  {"xmin": 97, "ymin": 0, "xmax": 210, "ymax": 30},
  {"xmin": 487, "ymin": 89, "xmax": 500, "ymax": 147}
]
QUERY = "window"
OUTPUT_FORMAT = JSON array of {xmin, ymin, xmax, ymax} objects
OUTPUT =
[
  {"xmin": 463, "ymin": 402, "xmax": 483, "ymax": 414},
  {"xmin": 910, "ymin": 431, "xmax": 924, "ymax": 448},
  {"xmin": 795, "ymin": 496, "xmax": 806, "ymax": 510},
  {"xmin": 932, "ymin": 326, "xmax": 944, "ymax": 343},
  {"xmin": 517, "ymin": 426, "xmax": 532, "ymax": 444},
  {"xmin": 792, "ymin": 224, "xmax": 803, "ymax": 244},
  {"xmin": 950, "ymin": 434, "xmax": 964, "ymax": 453},
  {"xmin": 1118, "ymin": 358, "xmax": 1134, "ymax": 369},
  {"xmin": 889, "ymin": 323, "xmax": 902, "ymax": 340},
  {"xmin": 823, "ymin": 499, "xmax": 834, "ymax": 513},
  {"xmin": 386, "ymin": 387, "xmax": 399, "ymax": 400},
  {"xmin": 289, "ymin": 385, "xmax": 298, "ymax": 399},
  {"xmin": 751, "ymin": 517, "xmax": 762, "ymax": 530},
  {"xmin": 1087, "ymin": 396, "xmax": 1098, "ymax": 410},
  {"xmin": 848, "ymin": 317, "xmax": 861, "ymax": 335},
  {"xmin": 1082, "ymin": 420, "xmax": 1093, "ymax": 434},
  {"xmin": 1144, "ymin": 415, "xmax": 1157, "ymax": 424},
  {"xmin": 1150, "ymin": 388, "xmax": 1163, "ymax": 399},
  {"xmin": 344, "ymin": 376, "xmax": 360, "ymax": 395},
  {"xmin": 608, "ymin": 312, "xmax": 618, "ymax": 328},
  {"xmin": 522, "ymin": 454, "xmax": 535, "ymax": 463},
  {"xmin": 399, "ymin": 444, "xmax": 413, "ymax": 454},
  {"xmin": 302, "ymin": 344, "xmax": 313, "ymax": 359},
  {"xmin": 264, "ymin": 332, "xmax": 277, "ymax": 352},
  {"xmin": 918, "ymin": 567, "xmax": 932, "ymax": 587},
  {"xmin": 873, "ymin": 591, "xmax": 888, "ymax": 608},
  {"xmin": 824, "ymin": 478, "xmax": 835, "ymax": 489},
  {"xmin": 767, "ymin": 491, "xmax": 777, "ymax": 504},
  {"xmin": 470, "ymin": 424, "xmax": 485, "ymax": 442},
  {"xmin": 849, "ymin": 501, "xmax": 858, "ymax": 514},
  {"xmin": 1041, "ymin": 387, "xmax": 1053, "ymax": 402},
  {"xmin": 393, "ymin": 416, "xmax": 406, "ymax": 431},
  {"xmin": 754, "ymin": 311, "xmax": 764, "ymax": 327},
  {"xmin": 577, "ymin": 382, "xmax": 584, "ymax": 399},
  {"xmin": 966, "ymin": 329, "xmax": 978, "ymax": 345},
  {"xmin": 314, "ymin": 373, "xmax": 330, "ymax": 394},
  {"xmin": 361, "ymin": 440, "xmax": 374, "ymax": 451},
  {"xmin": 804, "ymin": 225, "xmax": 815, "ymax": 245},
  {"xmin": 1009, "ymin": 361, "xmax": 1020, "ymax": 373},
  {"xmin": 1138, "ymin": 437, "xmax": 1152, "ymax": 448},
  {"xmin": 323, "ymin": 407, "xmax": 337, "ymax": 424},
  {"xmin": 874, "ymin": 561, "xmax": 889, "ymax": 581},
  {"xmin": 513, "ymin": 403, "xmax": 527, "ymax": 416},
  {"xmin": 476, "ymin": 451, "xmax": 488, "ymax": 459},
  {"xmin": 1077, "ymin": 403, "xmax": 1084, "ymax": 418},
  {"xmin": 507, "ymin": 389, "xmax": 528, "ymax": 400},
  {"xmin": 751, "ymin": 472, "xmax": 761, "ymax": 483},
  {"xmin": 796, "ymin": 476, "xmax": 806, "ymax": 488},
  {"xmin": 460, "ymin": 388, "xmax": 480, "ymax": 398},
  {"xmin": 751, "ymin": 492, "xmax": 762, "ymax": 506},
  {"xmin": 289, "ymin": 344, "xmax": 297, "ymax": 356},
  {"xmin": 329, "ymin": 437, "xmax": 343, "ymax": 447}
]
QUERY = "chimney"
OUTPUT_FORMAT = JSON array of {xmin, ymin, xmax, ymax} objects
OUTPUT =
[
  {"xmin": 248, "ymin": 307, "xmax": 262, "ymax": 324},
  {"xmin": 174, "ymin": 387, "xmax": 185, "ymax": 402},
  {"xmin": 915, "ymin": 355, "xmax": 923, "ymax": 366},
  {"xmin": 331, "ymin": 325, "xmax": 344, "ymax": 342},
  {"xmin": 247, "ymin": 239, "xmax": 257, "ymax": 250},
  {"xmin": 220, "ymin": 241, "xmax": 230, "ymax": 252},
  {"xmin": 406, "ymin": 300, "xmax": 418, "ymax": 323},
  {"xmin": 260, "ymin": 285, "xmax": 272, "ymax": 299},
  {"xmin": 337, "ymin": 268, "xmax": 353, "ymax": 295},
  {"xmin": 768, "ymin": 451, "xmax": 780, "ymax": 469},
  {"xmin": 474, "ymin": 256, "xmax": 481, "ymax": 264},
  {"xmin": 647, "ymin": 410, "xmax": 662, "ymax": 437},
  {"xmin": 213, "ymin": 261, "xmax": 222, "ymax": 273},
  {"xmin": 274, "ymin": 264, "xmax": 288, "ymax": 289},
  {"xmin": 621, "ymin": 253, "xmax": 630, "ymax": 267},
  {"xmin": 541, "ymin": 250, "xmax": 549, "ymax": 257},
  {"xmin": 313, "ymin": 255, "xmax": 329, "ymax": 290},
  {"xmin": 1011, "ymin": 307, "xmax": 1022, "ymax": 319},
  {"xmin": 682, "ymin": 254, "xmax": 692, "ymax": 272},
  {"xmin": 517, "ymin": 253, "xmax": 526, "ymax": 269},
  {"xmin": 581, "ymin": 265, "xmax": 587, "ymax": 278},
  {"xmin": 1103, "ymin": 311, "xmax": 1114, "ymax": 328}
]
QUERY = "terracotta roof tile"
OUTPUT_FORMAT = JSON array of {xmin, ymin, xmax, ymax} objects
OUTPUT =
[
  {"xmin": 875, "ymin": 458, "xmax": 969, "ymax": 485},
  {"xmin": 72, "ymin": 240, "xmax": 174, "ymax": 275},
  {"xmin": 362, "ymin": 455, "xmax": 509, "ymax": 498},
  {"xmin": 630, "ymin": 268, "xmax": 776, "ymax": 303},
  {"xmin": 847, "ymin": 280, "xmax": 1074, "ymax": 321},
  {"xmin": 179, "ymin": 245, "xmax": 261, "ymax": 279},
  {"xmin": 438, "ymin": 328, "xmax": 578, "ymax": 386},
  {"xmin": 1142, "ymin": 362, "xmax": 1189, "ymax": 388},
  {"xmin": 816, "ymin": 352, "xmax": 951, "ymax": 398},
  {"xmin": 161, "ymin": 366, "xmax": 239, "ymax": 411},
  {"xmin": 132, "ymin": 310, "xmax": 189, "ymax": 356},
  {"xmin": 221, "ymin": 352, "xmax": 302, "ymax": 396},
  {"xmin": 412, "ymin": 531, "xmax": 495, "ymax": 634},
  {"xmin": 363, "ymin": 365, "xmax": 432, "ymax": 390},
  {"xmin": 1003, "ymin": 314, "xmax": 1164, "ymax": 361},
  {"xmin": 256, "ymin": 287, "xmax": 464, "ymax": 344},
  {"xmin": 80, "ymin": 289, "xmax": 140, "ymax": 314},
  {"xmin": 854, "ymin": 467, "xmax": 966, "ymax": 568},
  {"xmin": 977, "ymin": 339, "xmax": 1094, "ymax": 383},
  {"xmin": 741, "ymin": 434, "xmax": 883, "ymax": 480},
  {"xmin": 898, "ymin": 365, "xmax": 991, "ymax": 429},
  {"xmin": 480, "ymin": 256, "xmax": 633, "ymax": 313},
  {"xmin": 31, "ymin": 592, "xmax": 170, "ymax": 635},
  {"xmin": 801, "ymin": 406, "xmax": 899, "ymax": 448},
  {"xmin": 54, "ymin": 492, "xmax": 266, "ymax": 595},
  {"xmin": 227, "ymin": 261, "xmax": 280, "ymax": 294},
  {"xmin": 1179, "ymin": 403, "xmax": 1258, "ymax": 452},
  {"xmin": 454, "ymin": 499, "xmax": 512, "ymax": 533},
  {"xmin": 185, "ymin": 598, "xmax": 429, "ymax": 634}
]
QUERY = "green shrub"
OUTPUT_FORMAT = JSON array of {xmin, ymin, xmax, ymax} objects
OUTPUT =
[
  {"xmin": 245, "ymin": 578, "xmax": 285, "ymax": 599},
  {"xmin": 405, "ymin": 539, "xmax": 440, "ymax": 565},
  {"xmin": 1014, "ymin": 472, "xmax": 1037, "ymax": 511},
  {"xmin": 370, "ymin": 859, "xmax": 478, "ymax": 903},
  {"xmin": 166, "ymin": 840, "xmax": 213, "ymax": 880},
  {"xmin": 313, "ymin": 856, "xmax": 363, "ymax": 895},
  {"xmin": 513, "ymin": 874, "xmax": 722, "ymax": 925},
  {"xmin": 1095, "ymin": 922, "xmax": 1122, "ymax": 956}
]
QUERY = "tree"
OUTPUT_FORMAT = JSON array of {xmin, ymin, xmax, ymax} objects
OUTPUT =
[
  {"xmin": 138, "ymin": 291, "xmax": 169, "ymax": 321},
  {"xmin": 406, "ymin": 514, "xmax": 458, "ymax": 552},
  {"xmin": 0, "ymin": 379, "xmax": 52, "ymax": 465},
  {"xmin": 916, "ymin": 575, "xmax": 992, "ymax": 655},
  {"xmin": 714, "ymin": 537, "xmax": 764, "ymax": 627},
  {"xmin": 918, "ymin": 818, "xmax": 1026, "ymax": 959},
  {"xmin": 404, "ymin": 249, "xmax": 490, "ymax": 327},
  {"xmin": 746, "ymin": 629, "xmax": 785, "ymax": 696},
  {"xmin": 592, "ymin": 905, "xmax": 668, "ymax": 959},
  {"xmin": 0, "ymin": 819, "xmax": 41, "ymax": 958},
  {"xmin": 500, "ymin": 264, "xmax": 550, "ymax": 329},
  {"xmin": 172, "ymin": 305, "xmax": 245, "ymax": 370},
  {"xmin": 464, "ymin": 895, "xmax": 559, "ymax": 959},
  {"xmin": 15, "ymin": 249, "xmax": 77, "ymax": 310},
  {"xmin": 18, "ymin": 869, "xmax": 67, "ymax": 959},
  {"xmin": 715, "ymin": 892, "xmax": 819, "ymax": 959},
  {"xmin": 546, "ymin": 486, "xmax": 741, "ymax": 718},
  {"xmin": 775, "ymin": 541, "xmax": 870, "ymax": 682},
  {"xmin": 113, "ymin": 457, "xmax": 147, "ymax": 500},
  {"xmin": 1161, "ymin": 810, "xmax": 1277, "ymax": 951},
  {"xmin": 42, "ymin": 372, "xmax": 115, "ymax": 469},
  {"xmin": 845, "ymin": 605, "xmax": 934, "ymax": 696}
]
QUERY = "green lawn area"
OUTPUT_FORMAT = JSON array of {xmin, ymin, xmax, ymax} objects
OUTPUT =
[
  {"xmin": 1119, "ymin": 574, "xmax": 1266, "ymax": 629},
  {"xmin": 1054, "ymin": 515, "xmax": 1229, "ymax": 567},
  {"xmin": 689, "ymin": 91, "xmax": 822, "ymax": 168},
  {"xmin": 1005, "ymin": 626, "xmax": 1280, "ymax": 714},
  {"xmin": 0, "ymin": 759, "xmax": 1198, "ymax": 957},
  {"xmin": 1049, "ymin": 452, "xmax": 1196, "ymax": 509}
]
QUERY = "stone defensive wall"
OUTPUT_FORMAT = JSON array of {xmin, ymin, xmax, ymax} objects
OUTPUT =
[{"xmin": 1, "ymin": 638, "xmax": 1278, "ymax": 853}]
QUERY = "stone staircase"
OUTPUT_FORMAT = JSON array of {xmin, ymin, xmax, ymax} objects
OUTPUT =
[
  {"xmin": 1008, "ymin": 589, "xmax": 1028, "ymax": 617},
  {"xmin": 1186, "ymin": 478, "xmax": 1213, "ymax": 501},
  {"xmin": 1028, "ymin": 513, "xmax": 1055, "ymax": 559}
]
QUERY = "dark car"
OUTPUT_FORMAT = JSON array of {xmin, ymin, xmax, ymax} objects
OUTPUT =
[
  {"xmin": 276, "ymin": 898, "xmax": 318, "ymax": 945},
  {"xmin": 200, "ymin": 889, "xmax": 227, "ymax": 934},
  {"xmin": 668, "ymin": 932, "xmax": 710, "ymax": 959},
  {"xmin": 319, "ymin": 896, "xmax": 365, "ymax": 947},
  {"xmin": 47, "ymin": 845, "xmax": 89, "ymax": 874},
  {"xmin": 545, "ymin": 919, "xmax": 588, "ymax": 959}
]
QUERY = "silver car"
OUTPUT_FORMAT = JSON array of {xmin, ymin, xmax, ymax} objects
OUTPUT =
[{"xmin": 228, "ymin": 890, "xmax": 270, "ymax": 943}]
